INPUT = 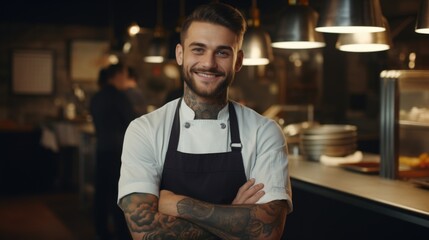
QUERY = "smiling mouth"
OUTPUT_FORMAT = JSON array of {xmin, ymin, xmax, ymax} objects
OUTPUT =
[
  {"xmin": 193, "ymin": 70, "xmax": 224, "ymax": 79},
  {"xmin": 196, "ymin": 72, "xmax": 220, "ymax": 78}
]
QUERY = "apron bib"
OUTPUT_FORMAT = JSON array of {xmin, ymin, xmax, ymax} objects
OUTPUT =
[{"xmin": 160, "ymin": 99, "xmax": 247, "ymax": 204}]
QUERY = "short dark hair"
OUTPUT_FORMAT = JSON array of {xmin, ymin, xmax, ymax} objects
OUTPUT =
[
  {"xmin": 180, "ymin": 3, "xmax": 247, "ymax": 46},
  {"xmin": 105, "ymin": 63, "xmax": 126, "ymax": 80},
  {"xmin": 127, "ymin": 67, "xmax": 138, "ymax": 82},
  {"xmin": 97, "ymin": 68, "xmax": 108, "ymax": 88}
]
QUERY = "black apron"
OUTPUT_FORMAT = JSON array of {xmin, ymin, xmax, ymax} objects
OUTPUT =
[{"xmin": 160, "ymin": 99, "xmax": 247, "ymax": 204}]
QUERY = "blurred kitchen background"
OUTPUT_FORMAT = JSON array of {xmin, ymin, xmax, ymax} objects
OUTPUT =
[{"xmin": 1, "ymin": 0, "xmax": 429, "ymax": 239}]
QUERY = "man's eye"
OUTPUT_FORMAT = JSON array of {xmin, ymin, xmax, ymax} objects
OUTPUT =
[
  {"xmin": 216, "ymin": 50, "xmax": 230, "ymax": 57},
  {"xmin": 192, "ymin": 48, "xmax": 204, "ymax": 54}
]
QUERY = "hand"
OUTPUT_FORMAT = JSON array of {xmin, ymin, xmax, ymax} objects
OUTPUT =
[
  {"xmin": 232, "ymin": 178, "xmax": 265, "ymax": 205},
  {"xmin": 159, "ymin": 190, "xmax": 185, "ymax": 217}
]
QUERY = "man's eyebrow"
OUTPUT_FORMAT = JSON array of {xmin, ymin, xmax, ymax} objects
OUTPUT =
[
  {"xmin": 188, "ymin": 42, "xmax": 233, "ymax": 52},
  {"xmin": 188, "ymin": 42, "xmax": 206, "ymax": 48},
  {"xmin": 217, "ymin": 45, "xmax": 234, "ymax": 52}
]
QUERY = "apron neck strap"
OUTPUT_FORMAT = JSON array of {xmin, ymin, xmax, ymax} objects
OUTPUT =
[{"xmin": 228, "ymin": 102, "xmax": 242, "ymax": 151}]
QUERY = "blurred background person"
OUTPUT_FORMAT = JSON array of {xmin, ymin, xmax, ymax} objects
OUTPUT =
[
  {"xmin": 90, "ymin": 63, "xmax": 136, "ymax": 240},
  {"xmin": 96, "ymin": 67, "xmax": 109, "ymax": 89},
  {"xmin": 124, "ymin": 66, "xmax": 146, "ymax": 116}
]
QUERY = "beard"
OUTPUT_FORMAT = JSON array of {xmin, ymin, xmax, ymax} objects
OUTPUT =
[{"xmin": 181, "ymin": 65, "xmax": 234, "ymax": 99}]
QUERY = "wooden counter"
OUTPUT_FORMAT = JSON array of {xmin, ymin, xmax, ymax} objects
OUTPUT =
[{"xmin": 288, "ymin": 155, "xmax": 429, "ymax": 228}]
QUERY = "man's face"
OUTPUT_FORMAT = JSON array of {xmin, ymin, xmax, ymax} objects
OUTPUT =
[
  {"xmin": 111, "ymin": 68, "xmax": 128, "ymax": 90},
  {"xmin": 175, "ymin": 21, "xmax": 243, "ymax": 99}
]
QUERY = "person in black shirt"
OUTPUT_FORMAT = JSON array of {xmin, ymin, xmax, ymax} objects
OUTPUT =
[
  {"xmin": 124, "ymin": 67, "xmax": 146, "ymax": 116},
  {"xmin": 90, "ymin": 63, "xmax": 137, "ymax": 240}
]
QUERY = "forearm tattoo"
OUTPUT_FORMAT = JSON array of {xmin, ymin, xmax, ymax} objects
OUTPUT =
[
  {"xmin": 120, "ymin": 194, "xmax": 218, "ymax": 240},
  {"xmin": 177, "ymin": 198, "xmax": 287, "ymax": 239}
]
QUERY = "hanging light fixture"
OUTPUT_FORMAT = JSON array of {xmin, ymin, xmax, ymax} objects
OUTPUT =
[
  {"xmin": 336, "ymin": 17, "xmax": 392, "ymax": 52},
  {"xmin": 144, "ymin": 0, "xmax": 169, "ymax": 63},
  {"xmin": 416, "ymin": 0, "xmax": 429, "ymax": 34},
  {"xmin": 121, "ymin": 22, "xmax": 140, "ymax": 54},
  {"xmin": 336, "ymin": 30, "xmax": 390, "ymax": 52},
  {"xmin": 128, "ymin": 22, "xmax": 141, "ymax": 36},
  {"xmin": 145, "ymin": 35, "xmax": 168, "ymax": 63},
  {"xmin": 167, "ymin": 0, "xmax": 185, "ymax": 60},
  {"xmin": 316, "ymin": 0, "xmax": 385, "ymax": 33},
  {"xmin": 241, "ymin": 0, "xmax": 273, "ymax": 66},
  {"xmin": 175, "ymin": 0, "xmax": 186, "ymax": 33},
  {"xmin": 272, "ymin": 0, "xmax": 325, "ymax": 49}
]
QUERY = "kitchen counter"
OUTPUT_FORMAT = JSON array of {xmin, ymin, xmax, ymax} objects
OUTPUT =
[{"xmin": 288, "ymin": 155, "xmax": 429, "ymax": 228}]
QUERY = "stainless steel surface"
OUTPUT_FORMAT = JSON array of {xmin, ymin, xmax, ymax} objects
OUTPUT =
[{"xmin": 289, "ymin": 155, "xmax": 429, "ymax": 227}]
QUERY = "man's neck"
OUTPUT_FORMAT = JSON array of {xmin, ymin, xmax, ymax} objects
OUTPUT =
[{"xmin": 183, "ymin": 89, "xmax": 227, "ymax": 120}]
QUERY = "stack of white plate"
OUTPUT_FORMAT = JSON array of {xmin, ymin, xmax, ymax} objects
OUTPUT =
[{"xmin": 300, "ymin": 125, "xmax": 357, "ymax": 161}]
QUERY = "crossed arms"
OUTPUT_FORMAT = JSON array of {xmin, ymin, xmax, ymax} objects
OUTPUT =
[{"xmin": 119, "ymin": 179, "xmax": 289, "ymax": 240}]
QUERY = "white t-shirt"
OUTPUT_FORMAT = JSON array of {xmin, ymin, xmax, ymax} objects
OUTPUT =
[{"xmin": 118, "ymin": 99, "xmax": 292, "ymax": 209}]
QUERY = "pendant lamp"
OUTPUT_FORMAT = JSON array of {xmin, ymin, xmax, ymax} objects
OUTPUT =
[
  {"xmin": 271, "ymin": 0, "xmax": 325, "ymax": 49},
  {"xmin": 316, "ymin": 0, "xmax": 385, "ymax": 33},
  {"xmin": 128, "ymin": 22, "xmax": 141, "ymax": 36},
  {"xmin": 416, "ymin": 0, "xmax": 429, "ymax": 34},
  {"xmin": 336, "ymin": 17, "xmax": 391, "ymax": 52},
  {"xmin": 144, "ymin": 0, "xmax": 169, "ymax": 63},
  {"xmin": 167, "ymin": 0, "xmax": 185, "ymax": 60},
  {"xmin": 242, "ymin": 0, "xmax": 273, "ymax": 65},
  {"xmin": 144, "ymin": 34, "xmax": 168, "ymax": 63},
  {"xmin": 336, "ymin": 31, "xmax": 390, "ymax": 52}
]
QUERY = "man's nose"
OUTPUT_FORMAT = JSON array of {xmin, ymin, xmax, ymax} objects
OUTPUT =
[{"xmin": 200, "ymin": 53, "xmax": 217, "ymax": 68}]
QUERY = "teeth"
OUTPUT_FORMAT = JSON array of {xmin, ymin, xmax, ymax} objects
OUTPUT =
[{"xmin": 198, "ymin": 72, "xmax": 216, "ymax": 77}]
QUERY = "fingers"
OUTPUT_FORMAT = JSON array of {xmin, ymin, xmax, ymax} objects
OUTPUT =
[
  {"xmin": 236, "ymin": 178, "xmax": 256, "ymax": 196},
  {"xmin": 243, "ymin": 188, "xmax": 265, "ymax": 204},
  {"xmin": 232, "ymin": 178, "xmax": 265, "ymax": 204}
]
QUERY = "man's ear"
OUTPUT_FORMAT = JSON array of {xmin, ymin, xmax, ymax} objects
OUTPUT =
[
  {"xmin": 235, "ymin": 49, "xmax": 243, "ymax": 72},
  {"xmin": 175, "ymin": 44, "xmax": 183, "ymax": 66}
]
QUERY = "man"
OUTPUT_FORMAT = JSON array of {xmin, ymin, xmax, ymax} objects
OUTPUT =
[
  {"xmin": 90, "ymin": 63, "xmax": 136, "ymax": 240},
  {"xmin": 118, "ymin": 3, "xmax": 292, "ymax": 239},
  {"xmin": 124, "ymin": 66, "xmax": 146, "ymax": 116}
]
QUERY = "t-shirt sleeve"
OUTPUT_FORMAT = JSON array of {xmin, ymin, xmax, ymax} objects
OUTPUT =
[{"xmin": 117, "ymin": 118, "xmax": 162, "ymax": 203}]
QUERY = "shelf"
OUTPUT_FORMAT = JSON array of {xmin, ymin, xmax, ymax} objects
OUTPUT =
[{"xmin": 399, "ymin": 120, "xmax": 429, "ymax": 128}]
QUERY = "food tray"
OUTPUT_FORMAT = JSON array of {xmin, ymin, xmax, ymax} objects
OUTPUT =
[{"xmin": 340, "ymin": 162, "xmax": 380, "ymax": 174}]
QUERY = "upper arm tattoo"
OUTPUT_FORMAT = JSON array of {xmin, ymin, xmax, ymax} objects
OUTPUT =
[
  {"xmin": 177, "ymin": 199, "xmax": 288, "ymax": 240},
  {"xmin": 120, "ymin": 193, "xmax": 218, "ymax": 240}
]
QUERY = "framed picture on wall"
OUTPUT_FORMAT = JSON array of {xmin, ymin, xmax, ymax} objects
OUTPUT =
[
  {"xmin": 70, "ymin": 40, "xmax": 110, "ymax": 82},
  {"xmin": 12, "ymin": 49, "xmax": 54, "ymax": 95}
]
